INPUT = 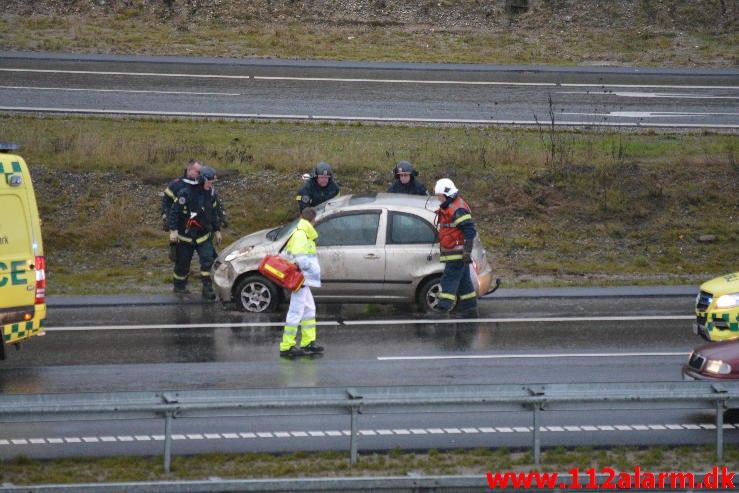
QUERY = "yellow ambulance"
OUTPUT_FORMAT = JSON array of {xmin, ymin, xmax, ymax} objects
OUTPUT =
[
  {"xmin": 695, "ymin": 272, "xmax": 739, "ymax": 342},
  {"xmin": 0, "ymin": 143, "xmax": 46, "ymax": 359}
]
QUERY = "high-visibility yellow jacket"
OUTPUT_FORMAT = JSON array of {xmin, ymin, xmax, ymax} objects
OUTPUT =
[{"xmin": 286, "ymin": 218, "xmax": 321, "ymax": 287}]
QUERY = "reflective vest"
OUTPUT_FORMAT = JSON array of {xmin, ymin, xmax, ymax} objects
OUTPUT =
[
  {"xmin": 286, "ymin": 219, "xmax": 321, "ymax": 287},
  {"xmin": 436, "ymin": 196, "xmax": 472, "ymax": 258}
]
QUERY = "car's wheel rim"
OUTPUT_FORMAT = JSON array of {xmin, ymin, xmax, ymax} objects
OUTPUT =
[
  {"xmin": 426, "ymin": 282, "xmax": 441, "ymax": 309},
  {"xmin": 240, "ymin": 281, "xmax": 271, "ymax": 312}
]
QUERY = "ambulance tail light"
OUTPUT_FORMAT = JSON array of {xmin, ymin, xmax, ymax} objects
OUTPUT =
[{"xmin": 35, "ymin": 256, "xmax": 46, "ymax": 304}]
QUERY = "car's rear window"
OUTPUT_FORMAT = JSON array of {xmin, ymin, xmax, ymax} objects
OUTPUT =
[{"xmin": 387, "ymin": 211, "xmax": 437, "ymax": 244}]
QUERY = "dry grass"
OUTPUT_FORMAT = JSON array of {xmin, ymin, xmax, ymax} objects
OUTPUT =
[
  {"xmin": 0, "ymin": 115, "xmax": 735, "ymax": 294},
  {"xmin": 1, "ymin": 445, "xmax": 736, "ymax": 485},
  {"xmin": 0, "ymin": 1, "xmax": 736, "ymax": 67}
]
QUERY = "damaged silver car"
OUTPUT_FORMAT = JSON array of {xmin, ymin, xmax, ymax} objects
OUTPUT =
[{"xmin": 213, "ymin": 193, "xmax": 496, "ymax": 313}]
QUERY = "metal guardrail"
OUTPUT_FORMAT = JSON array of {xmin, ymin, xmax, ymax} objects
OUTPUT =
[{"xmin": 0, "ymin": 382, "xmax": 737, "ymax": 474}]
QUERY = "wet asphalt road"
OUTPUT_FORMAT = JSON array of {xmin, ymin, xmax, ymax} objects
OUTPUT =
[{"xmin": 0, "ymin": 286, "xmax": 700, "ymax": 393}]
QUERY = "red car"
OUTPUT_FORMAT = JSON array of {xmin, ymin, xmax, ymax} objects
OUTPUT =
[{"xmin": 683, "ymin": 339, "xmax": 739, "ymax": 380}]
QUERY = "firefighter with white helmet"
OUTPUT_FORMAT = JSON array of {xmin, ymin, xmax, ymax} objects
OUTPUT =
[
  {"xmin": 432, "ymin": 178, "xmax": 478, "ymax": 318},
  {"xmin": 296, "ymin": 162, "xmax": 340, "ymax": 211}
]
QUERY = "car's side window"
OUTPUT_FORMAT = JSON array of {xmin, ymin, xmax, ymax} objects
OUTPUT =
[
  {"xmin": 315, "ymin": 212, "xmax": 381, "ymax": 246},
  {"xmin": 387, "ymin": 211, "xmax": 437, "ymax": 244}
]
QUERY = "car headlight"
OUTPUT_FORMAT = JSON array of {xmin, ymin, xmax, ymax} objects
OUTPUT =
[
  {"xmin": 704, "ymin": 359, "xmax": 732, "ymax": 375},
  {"xmin": 224, "ymin": 251, "xmax": 241, "ymax": 262},
  {"xmin": 715, "ymin": 292, "xmax": 739, "ymax": 309}
]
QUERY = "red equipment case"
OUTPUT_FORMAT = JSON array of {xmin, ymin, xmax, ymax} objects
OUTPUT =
[{"xmin": 258, "ymin": 255, "xmax": 305, "ymax": 291}]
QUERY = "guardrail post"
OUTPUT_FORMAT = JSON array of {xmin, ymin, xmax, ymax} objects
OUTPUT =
[
  {"xmin": 346, "ymin": 388, "xmax": 363, "ymax": 466},
  {"xmin": 527, "ymin": 386, "xmax": 545, "ymax": 465},
  {"xmin": 163, "ymin": 411, "xmax": 173, "ymax": 473},
  {"xmin": 715, "ymin": 401, "xmax": 724, "ymax": 462},
  {"xmin": 711, "ymin": 384, "xmax": 728, "ymax": 462},
  {"xmin": 161, "ymin": 393, "xmax": 179, "ymax": 474},
  {"xmin": 532, "ymin": 402, "xmax": 542, "ymax": 465},
  {"xmin": 350, "ymin": 405, "xmax": 360, "ymax": 465}
]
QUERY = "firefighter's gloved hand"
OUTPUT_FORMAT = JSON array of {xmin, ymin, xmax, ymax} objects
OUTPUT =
[
  {"xmin": 462, "ymin": 251, "xmax": 472, "ymax": 264},
  {"xmin": 215, "ymin": 231, "xmax": 222, "ymax": 245},
  {"xmin": 169, "ymin": 230, "xmax": 179, "ymax": 242},
  {"xmin": 168, "ymin": 242, "xmax": 177, "ymax": 262}
]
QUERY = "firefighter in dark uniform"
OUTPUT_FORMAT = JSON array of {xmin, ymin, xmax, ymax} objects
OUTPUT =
[
  {"xmin": 432, "ymin": 178, "xmax": 478, "ymax": 318},
  {"xmin": 167, "ymin": 168, "xmax": 220, "ymax": 299},
  {"xmin": 200, "ymin": 165, "xmax": 227, "ymax": 242},
  {"xmin": 161, "ymin": 159, "xmax": 202, "ymax": 231},
  {"xmin": 387, "ymin": 160, "xmax": 428, "ymax": 196},
  {"xmin": 296, "ymin": 162, "xmax": 340, "ymax": 212}
]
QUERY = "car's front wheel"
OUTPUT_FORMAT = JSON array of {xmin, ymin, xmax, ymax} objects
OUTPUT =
[
  {"xmin": 416, "ymin": 276, "xmax": 443, "ymax": 312},
  {"xmin": 234, "ymin": 275, "xmax": 282, "ymax": 313}
]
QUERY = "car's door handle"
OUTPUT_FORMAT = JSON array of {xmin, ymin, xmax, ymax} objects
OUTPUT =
[{"xmin": 364, "ymin": 253, "xmax": 381, "ymax": 259}]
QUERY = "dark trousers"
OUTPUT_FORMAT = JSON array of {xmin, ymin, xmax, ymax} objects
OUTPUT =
[
  {"xmin": 436, "ymin": 259, "xmax": 477, "ymax": 312},
  {"xmin": 173, "ymin": 239, "xmax": 216, "ymax": 284}
]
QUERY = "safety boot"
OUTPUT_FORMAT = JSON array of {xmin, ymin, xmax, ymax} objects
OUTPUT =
[
  {"xmin": 428, "ymin": 308, "xmax": 450, "ymax": 319},
  {"xmin": 201, "ymin": 276, "xmax": 216, "ymax": 301},
  {"xmin": 301, "ymin": 342, "xmax": 324, "ymax": 354},
  {"xmin": 454, "ymin": 306, "xmax": 479, "ymax": 319},
  {"xmin": 173, "ymin": 279, "xmax": 190, "ymax": 294},
  {"xmin": 280, "ymin": 346, "xmax": 305, "ymax": 358}
]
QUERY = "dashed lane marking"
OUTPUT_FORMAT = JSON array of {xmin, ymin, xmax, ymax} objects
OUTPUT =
[{"xmin": 2, "ymin": 423, "xmax": 733, "ymax": 447}]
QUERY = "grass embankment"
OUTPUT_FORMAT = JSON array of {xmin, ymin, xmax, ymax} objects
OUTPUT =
[
  {"xmin": 1, "ymin": 2, "xmax": 736, "ymax": 67},
  {"xmin": 1, "ymin": 446, "xmax": 737, "ymax": 485},
  {"xmin": 0, "ymin": 115, "xmax": 736, "ymax": 295}
]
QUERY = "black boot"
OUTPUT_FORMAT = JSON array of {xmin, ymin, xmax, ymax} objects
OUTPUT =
[
  {"xmin": 173, "ymin": 279, "xmax": 189, "ymax": 294},
  {"xmin": 301, "ymin": 342, "xmax": 324, "ymax": 354},
  {"xmin": 201, "ymin": 276, "xmax": 216, "ymax": 301}
]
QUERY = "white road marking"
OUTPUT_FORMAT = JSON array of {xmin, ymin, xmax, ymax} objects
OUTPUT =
[
  {"xmin": 1, "ymin": 68, "xmax": 736, "ymax": 90},
  {"xmin": 377, "ymin": 351, "xmax": 688, "ymax": 361},
  {"xmin": 0, "ymin": 85, "xmax": 241, "ymax": 96},
  {"xmin": 1, "ymin": 105, "xmax": 735, "ymax": 128},
  {"xmin": 563, "ymin": 110, "xmax": 738, "ymax": 118},
  {"xmin": 345, "ymin": 315, "xmax": 695, "ymax": 326},
  {"xmin": 559, "ymin": 90, "xmax": 738, "ymax": 99},
  {"xmin": 2, "ymin": 423, "xmax": 734, "ymax": 447},
  {"xmin": 40, "ymin": 314, "xmax": 694, "ymax": 332}
]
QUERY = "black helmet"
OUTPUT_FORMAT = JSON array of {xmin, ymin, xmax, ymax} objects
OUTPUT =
[
  {"xmin": 393, "ymin": 160, "xmax": 418, "ymax": 178},
  {"xmin": 201, "ymin": 166, "xmax": 217, "ymax": 181},
  {"xmin": 312, "ymin": 162, "xmax": 333, "ymax": 179}
]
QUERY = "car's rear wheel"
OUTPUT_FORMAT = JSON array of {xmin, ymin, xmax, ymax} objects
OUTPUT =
[
  {"xmin": 234, "ymin": 275, "xmax": 282, "ymax": 313},
  {"xmin": 417, "ymin": 276, "xmax": 443, "ymax": 312}
]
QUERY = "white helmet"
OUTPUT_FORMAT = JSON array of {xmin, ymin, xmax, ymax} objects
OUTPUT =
[{"xmin": 434, "ymin": 178, "xmax": 458, "ymax": 197}]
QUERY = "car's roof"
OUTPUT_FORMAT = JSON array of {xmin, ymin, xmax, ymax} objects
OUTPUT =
[{"xmin": 320, "ymin": 192, "xmax": 440, "ymax": 215}]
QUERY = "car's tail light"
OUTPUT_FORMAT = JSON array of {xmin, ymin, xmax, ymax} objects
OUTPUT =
[{"xmin": 34, "ymin": 256, "xmax": 46, "ymax": 304}]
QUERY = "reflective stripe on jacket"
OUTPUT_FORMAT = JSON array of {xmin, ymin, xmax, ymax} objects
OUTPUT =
[
  {"xmin": 286, "ymin": 218, "xmax": 321, "ymax": 287},
  {"xmin": 436, "ymin": 196, "xmax": 475, "ymax": 262}
]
